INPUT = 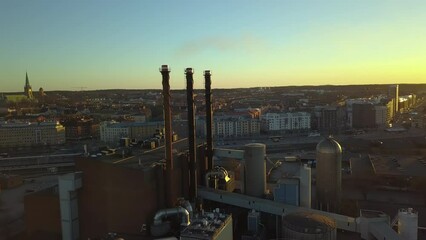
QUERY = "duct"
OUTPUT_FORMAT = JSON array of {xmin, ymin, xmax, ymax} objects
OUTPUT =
[
  {"xmin": 180, "ymin": 199, "xmax": 193, "ymax": 219},
  {"xmin": 214, "ymin": 148, "xmax": 244, "ymax": 160},
  {"xmin": 198, "ymin": 186, "xmax": 358, "ymax": 233},
  {"xmin": 160, "ymin": 64, "xmax": 174, "ymax": 207},
  {"xmin": 205, "ymin": 166, "xmax": 230, "ymax": 188},
  {"xmin": 200, "ymin": 185, "xmax": 401, "ymax": 239},
  {"xmin": 185, "ymin": 67, "xmax": 197, "ymax": 202},
  {"xmin": 369, "ymin": 221, "xmax": 402, "ymax": 240},
  {"xmin": 153, "ymin": 207, "xmax": 190, "ymax": 226},
  {"xmin": 204, "ymin": 70, "xmax": 213, "ymax": 170}
]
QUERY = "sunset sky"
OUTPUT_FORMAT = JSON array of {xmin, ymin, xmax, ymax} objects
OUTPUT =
[{"xmin": 1, "ymin": 0, "xmax": 425, "ymax": 91}]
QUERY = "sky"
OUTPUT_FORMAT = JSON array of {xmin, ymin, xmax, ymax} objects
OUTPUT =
[{"xmin": 1, "ymin": 0, "xmax": 426, "ymax": 92}]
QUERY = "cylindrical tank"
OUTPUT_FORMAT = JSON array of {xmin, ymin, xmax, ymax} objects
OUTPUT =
[
  {"xmin": 244, "ymin": 143, "xmax": 266, "ymax": 197},
  {"xmin": 316, "ymin": 136, "xmax": 342, "ymax": 213},
  {"xmin": 299, "ymin": 164, "xmax": 311, "ymax": 208},
  {"xmin": 398, "ymin": 208, "xmax": 418, "ymax": 240},
  {"xmin": 282, "ymin": 212, "xmax": 337, "ymax": 240}
]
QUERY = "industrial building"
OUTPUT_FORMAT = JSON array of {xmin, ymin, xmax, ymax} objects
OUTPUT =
[{"xmin": 23, "ymin": 66, "xmax": 419, "ymax": 240}]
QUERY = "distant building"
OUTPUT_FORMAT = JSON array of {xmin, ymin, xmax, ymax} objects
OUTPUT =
[
  {"xmin": 385, "ymin": 99, "xmax": 395, "ymax": 122},
  {"xmin": 0, "ymin": 122, "xmax": 65, "ymax": 147},
  {"xmin": 197, "ymin": 115, "xmax": 260, "ymax": 138},
  {"xmin": 261, "ymin": 112, "xmax": 311, "ymax": 133},
  {"xmin": 345, "ymin": 98, "xmax": 382, "ymax": 128},
  {"xmin": 318, "ymin": 106, "xmax": 345, "ymax": 134},
  {"xmin": 352, "ymin": 103, "xmax": 376, "ymax": 129},
  {"xmin": 388, "ymin": 84, "xmax": 399, "ymax": 117},
  {"xmin": 399, "ymin": 94, "xmax": 416, "ymax": 113},
  {"xmin": 61, "ymin": 118, "xmax": 98, "ymax": 140},
  {"xmin": 374, "ymin": 105, "xmax": 389, "ymax": 127},
  {"xmin": 100, "ymin": 121, "xmax": 164, "ymax": 143}
]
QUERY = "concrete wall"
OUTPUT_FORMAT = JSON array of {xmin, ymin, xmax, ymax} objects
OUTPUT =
[
  {"xmin": 75, "ymin": 157, "xmax": 185, "ymax": 239},
  {"xmin": 24, "ymin": 189, "xmax": 62, "ymax": 240}
]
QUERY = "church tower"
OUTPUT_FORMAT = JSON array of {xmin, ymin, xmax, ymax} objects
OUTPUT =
[{"xmin": 24, "ymin": 72, "xmax": 34, "ymax": 99}]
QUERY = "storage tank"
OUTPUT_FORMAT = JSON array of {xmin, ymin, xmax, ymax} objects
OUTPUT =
[
  {"xmin": 398, "ymin": 208, "xmax": 418, "ymax": 240},
  {"xmin": 316, "ymin": 136, "xmax": 342, "ymax": 213},
  {"xmin": 244, "ymin": 143, "xmax": 266, "ymax": 197},
  {"xmin": 282, "ymin": 212, "xmax": 337, "ymax": 240},
  {"xmin": 299, "ymin": 164, "xmax": 311, "ymax": 208}
]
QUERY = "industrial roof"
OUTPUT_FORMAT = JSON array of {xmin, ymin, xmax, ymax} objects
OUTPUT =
[{"xmin": 282, "ymin": 212, "xmax": 337, "ymax": 234}]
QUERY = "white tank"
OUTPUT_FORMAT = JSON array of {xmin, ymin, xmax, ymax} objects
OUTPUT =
[
  {"xmin": 398, "ymin": 208, "xmax": 418, "ymax": 240},
  {"xmin": 244, "ymin": 143, "xmax": 266, "ymax": 197},
  {"xmin": 299, "ymin": 164, "xmax": 311, "ymax": 208}
]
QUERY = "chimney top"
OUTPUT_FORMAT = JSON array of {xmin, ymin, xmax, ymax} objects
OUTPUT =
[
  {"xmin": 185, "ymin": 68, "xmax": 194, "ymax": 74},
  {"xmin": 160, "ymin": 65, "xmax": 170, "ymax": 72}
]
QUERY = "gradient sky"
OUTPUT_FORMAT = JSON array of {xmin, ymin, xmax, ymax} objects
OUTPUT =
[{"xmin": 1, "ymin": 0, "xmax": 426, "ymax": 92}]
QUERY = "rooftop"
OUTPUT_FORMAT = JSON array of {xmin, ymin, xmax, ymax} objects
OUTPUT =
[{"xmin": 180, "ymin": 210, "xmax": 232, "ymax": 240}]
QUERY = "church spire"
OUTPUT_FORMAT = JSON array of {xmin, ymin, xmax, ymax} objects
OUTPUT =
[
  {"xmin": 26, "ymin": 71, "xmax": 29, "ymax": 86},
  {"xmin": 24, "ymin": 71, "xmax": 34, "ymax": 99}
]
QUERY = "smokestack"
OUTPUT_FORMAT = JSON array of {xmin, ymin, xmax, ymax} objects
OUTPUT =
[
  {"xmin": 185, "ymin": 67, "xmax": 197, "ymax": 202},
  {"xmin": 160, "ymin": 64, "xmax": 174, "ymax": 207},
  {"xmin": 204, "ymin": 70, "xmax": 213, "ymax": 170}
]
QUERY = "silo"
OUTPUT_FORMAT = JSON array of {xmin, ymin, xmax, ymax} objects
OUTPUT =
[
  {"xmin": 299, "ymin": 164, "xmax": 311, "ymax": 208},
  {"xmin": 398, "ymin": 208, "xmax": 418, "ymax": 240},
  {"xmin": 316, "ymin": 136, "xmax": 342, "ymax": 213},
  {"xmin": 282, "ymin": 212, "xmax": 336, "ymax": 240},
  {"xmin": 244, "ymin": 143, "xmax": 266, "ymax": 197}
]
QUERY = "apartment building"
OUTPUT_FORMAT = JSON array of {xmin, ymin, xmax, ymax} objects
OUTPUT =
[
  {"xmin": 261, "ymin": 112, "xmax": 311, "ymax": 133},
  {"xmin": 0, "ymin": 122, "xmax": 65, "ymax": 148}
]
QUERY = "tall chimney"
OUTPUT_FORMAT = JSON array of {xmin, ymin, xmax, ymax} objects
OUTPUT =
[
  {"xmin": 204, "ymin": 70, "xmax": 213, "ymax": 170},
  {"xmin": 160, "ymin": 65, "xmax": 174, "ymax": 207},
  {"xmin": 185, "ymin": 67, "xmax": 197, "ymax": 201}
]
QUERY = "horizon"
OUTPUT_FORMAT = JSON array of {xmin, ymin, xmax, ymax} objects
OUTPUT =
[
  {"xmin": 3, "ymin": 82, "xmax": 426, "ymax": 94},
  {"xmin": 1, "ymin": 0, "xmax": 426, "ymax": 91}
]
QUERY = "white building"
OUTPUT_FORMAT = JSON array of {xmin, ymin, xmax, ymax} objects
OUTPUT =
[
  {"xmin": 374, "ymin": 105, "xmax": 389, "ymax": 127},
  {"xmin": 0, "ymin": 121, "xmax": 65, "ymax": 147},
  {"xmin": 197, "ymin": 115, "xmax": 260, "ymax": 138},
  {"xmin": 261, "ymin": 112, "xmax": 311, "ymax": 132},
  {"xmin": 100, "ymin": 121, "xmax": 130, "ymax": 143},
  {"xmin": 100, "ymin": 121, "xmax": 163, "ymax": 143}
]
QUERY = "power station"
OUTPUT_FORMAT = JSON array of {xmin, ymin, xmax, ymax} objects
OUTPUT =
[{"xmin": 48, "ymin": 65, "xmax": 418, "ymax": 240}]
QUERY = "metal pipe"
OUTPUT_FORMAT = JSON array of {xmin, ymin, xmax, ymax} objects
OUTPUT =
[
  {"xmin": 153, "ymin": 207, "xmax": 190, "ymax": 226},
  {"xmin": 205, "ymin": 166, "xmax": 228, "ymax": 189},
  {"xmin": 185, "ymin": 67, "xmax": 197, "ymax": 202},
  {"xmin": 204, "ymin": 70, "xmax": 213, "ymax": 170},
  {"xmin": 180, "ymin": 199, "xmax": 193, "ymax": 219},
  {"xmin": 160, "ymin": 65, "xmax": 174, "ymax": 207}
]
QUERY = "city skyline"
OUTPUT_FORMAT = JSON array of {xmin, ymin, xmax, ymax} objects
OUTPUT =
[{"xmin": 1, "ymin": 0, "xmax": 426, "ymax": 92}]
